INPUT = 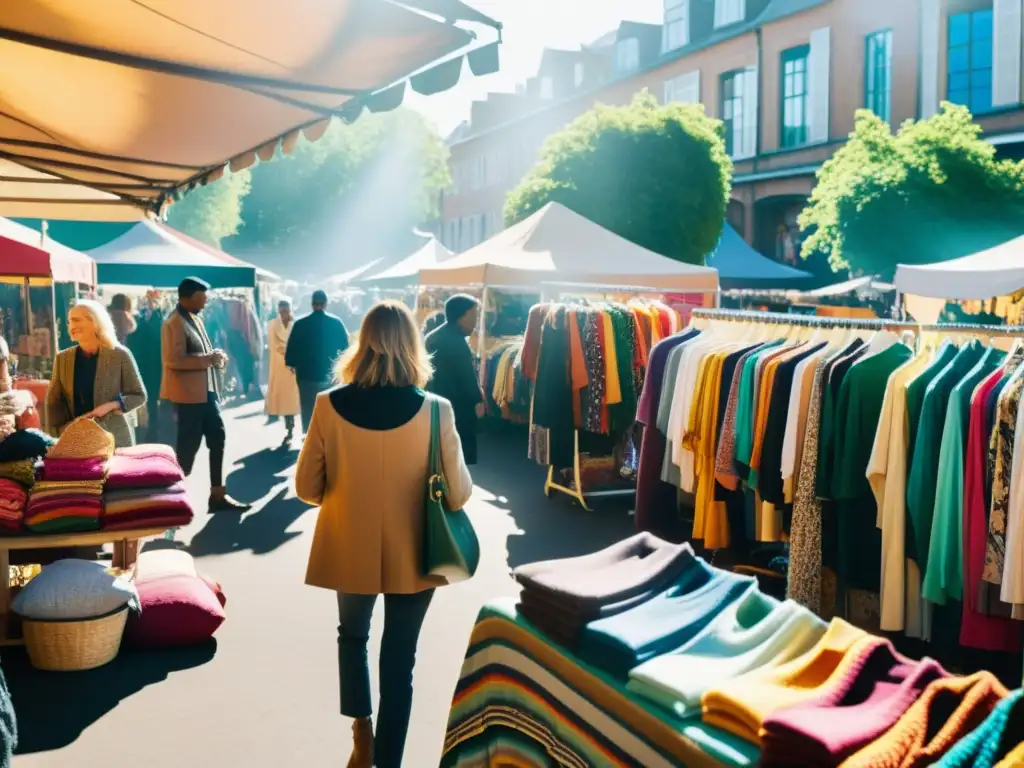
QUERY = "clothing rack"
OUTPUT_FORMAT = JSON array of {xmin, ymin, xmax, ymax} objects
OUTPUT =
[{"xmin": 692, "ymin": 308, "xmax": 1024, "ymax": 337}]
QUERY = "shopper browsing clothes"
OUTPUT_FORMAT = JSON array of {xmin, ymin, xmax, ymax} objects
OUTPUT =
[
  {"xmin": 294, "ymin": 300, "xmax": 472, "ymax": 768},
  {"xmin": 424, "ymin": 294, "xmax": 485, "ymax": 465},
  {"xmin": 44, "ymin": 300, "xmax": 147, "ymax": 448},
  {"xmin": 285, "ymin": 289, "xmax": 349, "ymax": 434},
  {"xmin": 161, "ymin": 277, "xmax": 250, "ymax": 512},
  {"xmin": 266, "ymin": 299, "xmax": 300, "ymax": 447}
]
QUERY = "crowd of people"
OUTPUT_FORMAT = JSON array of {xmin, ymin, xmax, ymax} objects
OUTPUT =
[{"xmin": 28, "ymin": 281, "xmax": 490, "ymax": 767}]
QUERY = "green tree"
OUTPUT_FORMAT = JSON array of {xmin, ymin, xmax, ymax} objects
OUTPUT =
[
  {"xmin": 225, "ymin": 109, "xmax": 451, "ymax": 271},
  {"xmin": 799, "ymin": 103, "xmax": 1024, "ymax": 278},
  {"xmin": 504, "ymin": 91, "xmax": 732, "ymax": 265},
  {"xmin": 165, "ymin": 169, "xmax": 251, "ymax": 247}
]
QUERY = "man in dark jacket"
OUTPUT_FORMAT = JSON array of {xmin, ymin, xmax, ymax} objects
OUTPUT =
[
  {"xmin": 285, "ymin": 289, "xmax": 350, "ymax": 433},
  {"xmin": 425, "ymin": 294, "xmax": 484, "ymax": 465}
]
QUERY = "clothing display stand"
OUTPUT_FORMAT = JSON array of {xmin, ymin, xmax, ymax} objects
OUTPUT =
[{"xmin": 543, "ymin": 430, "xmax": 636, "ymax": 511}]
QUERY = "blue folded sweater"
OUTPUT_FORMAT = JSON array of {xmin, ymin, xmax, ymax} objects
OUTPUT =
[{"xmin": 577, "ymin": 557, "xmax": 756, "ymax": 679}]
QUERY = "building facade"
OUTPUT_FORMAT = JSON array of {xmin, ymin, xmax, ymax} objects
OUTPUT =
[{"xmin": 440, "ymin": 0, "xmax": 1024, "ymax": 266}]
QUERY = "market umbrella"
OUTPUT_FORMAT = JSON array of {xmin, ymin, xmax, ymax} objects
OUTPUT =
[{"xmin": 0, "ymin": 0, "xmax": 501, "ymax": 221}]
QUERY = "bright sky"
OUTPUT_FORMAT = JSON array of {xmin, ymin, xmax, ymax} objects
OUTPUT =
[{"xmin": 406, "ymin": 0, "xmax": 663, "ymax": 134}]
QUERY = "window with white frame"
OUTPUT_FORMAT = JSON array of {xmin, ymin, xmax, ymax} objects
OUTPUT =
[
  {"xmin": 663, "ymin": 0, "xmax": 690, "ymax": 52},
  {"xmin": 664, "ymin": 70, "xmax": 700, "ymax": 104},
  {"xmin": 714, "ymin": 0, "xmax": 745, "ymax": 28},
  {"xmin": 614, "ymin": 38, "xmax": 640, "ymax": 74},
  {"xmin": 574, "ymin": 62, "xmax": 585, "ymax": 88},
  {"xmin": 720, "ymin": 67, "xmax": 758, "ymax": 159},
  {"xmin": 539, "ymin": 76, "xmax": 554, "ymax": 99}
]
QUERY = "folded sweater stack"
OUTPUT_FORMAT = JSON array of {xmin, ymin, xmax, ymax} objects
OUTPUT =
[
  {"xmin": 25, "ymin": 479, "xmax": 104, "ymax": 533},
  {"xmin": 0, "ymin": 479, "xmax": 27, "ymax": 532},
  {"xmin": 102, "ymin": 446, "xmax": 190, "ymax": 530},
  {"xmin": 627, "ymin": 590, "xmax": 827, "ymax": 716},
  {"xmin": 841, "ymin": 671, "xmax": 1009, "ymax": 767},
  {"xmin": 513, "ymin": 533, "xmax": 696, "ymax": 647},
  {"xmin": 577, "ymin": 557, "xmax": 756, "ymax": 679},
  {"xmin": 701, "ymin": 618, "xmax": 869, "ymax": 743},
  {"xmin": 759, "ymin": 639, "xmax": 949, "ymax": 766}
]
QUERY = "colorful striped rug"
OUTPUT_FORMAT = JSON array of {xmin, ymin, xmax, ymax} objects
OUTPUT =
[{"xmin": 442, "ymin": 599, "xmax": 761, "ymax": 768}]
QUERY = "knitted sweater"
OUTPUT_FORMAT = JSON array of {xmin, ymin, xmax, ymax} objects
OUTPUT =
[
  {"xmin": 935, "ymin": 690, "xmax": 1023, "ymax": 768},
  {"xmin": 627, "ymin": 591, "xmax": 826, "ymax": 716},
  {"xmin": 841, "ymin": 672, "xmax": 1009, "ymax": 768},
  {"xmin": 759, "ymin": 639, "xmax": 949, "ymax": 766},
  {"xmin": 701, "ymin": 618, "xmax": 868, "ymax": 743}
]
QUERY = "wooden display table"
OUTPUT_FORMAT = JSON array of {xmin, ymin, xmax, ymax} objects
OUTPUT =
[{"xmin": 0, "ymin": 527, "xmax": 167, "ymax": 646}]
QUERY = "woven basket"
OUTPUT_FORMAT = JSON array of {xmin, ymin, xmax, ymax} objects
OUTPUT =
[
  {"xmin": 48, "ymin": 417, "xmax": 115, "ymax": 461},
  {"xmin": 20, "ymin": 605, "xmax": 128, "ymax": 671}
]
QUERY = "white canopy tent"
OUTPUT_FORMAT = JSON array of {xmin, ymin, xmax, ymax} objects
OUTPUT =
[
  {"xmin": 417, "ymin": 202, "xmax": 719, "ymax": 293},
  {"xmin": 894, "ymin": 235, "xmax": 1024, "ymax": 300},
  {"xmin": 356, "ymin": 237, "xmax": 454, "ymax": 288}
]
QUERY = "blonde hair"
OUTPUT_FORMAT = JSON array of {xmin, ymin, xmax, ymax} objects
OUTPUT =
[
  {"xmin": 70, "ymin": 299, "xmax": 118, "ymax": 350},
  {"xmin": 336, "ymin": 301, "xmax": 433, "ymax": 388}
]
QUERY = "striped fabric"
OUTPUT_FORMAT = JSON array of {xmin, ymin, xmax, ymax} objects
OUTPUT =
[{"xmin": 442, "ymin": 599, "xmax": 760, "ymax": 768}]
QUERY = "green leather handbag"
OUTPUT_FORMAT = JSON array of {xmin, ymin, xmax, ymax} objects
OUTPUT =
[{"xmin": 422, "ymin": 397, "xmax": 480, "ymax": 582}]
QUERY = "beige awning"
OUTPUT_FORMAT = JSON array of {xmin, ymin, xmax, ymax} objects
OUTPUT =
[{"xmin": 0, "ymin": 0, "xmax": 500, "ymax": 221}]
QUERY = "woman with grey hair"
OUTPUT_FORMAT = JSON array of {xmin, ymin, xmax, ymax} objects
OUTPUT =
[{"xmin": 266, "ymin": 298, "xmax": 301, "ymax": 447}]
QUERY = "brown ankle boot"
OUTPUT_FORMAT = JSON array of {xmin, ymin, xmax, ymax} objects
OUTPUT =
[{"xmin": 347, "ymin": 717, "xmax": 373, "ymax": 768}]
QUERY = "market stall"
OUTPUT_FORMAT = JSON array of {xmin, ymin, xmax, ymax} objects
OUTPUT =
[
  {"xmin": 0, "ymin": 218, "xmax": 96, "ymax": 381},
  {"xmin": 705, "ymin": 224, "xmax": 812, "ymax": 290},
  {"xmin": 419, "ymin": 203, "xmax": 720, "ymax": 508},
  {"xmin": 355, "ymin": 237, "xmax": 455, "ymax": 293}
]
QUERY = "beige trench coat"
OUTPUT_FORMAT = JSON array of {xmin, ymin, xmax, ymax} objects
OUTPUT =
[
  {"xmin": 265, "ymin": 318, "xmax": 300, "ymax": 416},
  {"xmin": 295, "ymin": 392, "xmax": 473, "ymax": 595}
]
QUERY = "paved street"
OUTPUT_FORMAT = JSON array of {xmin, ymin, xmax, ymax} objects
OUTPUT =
[{"xmin": 6, "ymin": 400, "xmax": 635, "ymax": 768}]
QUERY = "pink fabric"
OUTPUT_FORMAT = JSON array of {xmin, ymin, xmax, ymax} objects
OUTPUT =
[
  {"xmin": 103, "ymin": 512, "xmax": 193, "ymax": 531},
  {"xmin": 41, "ymin": 456, "xmax": 107, "ymax": 482},
  {"xmin": 106, "ymin": 444, "xmax": 184, "ymax": 489},
  {"xmin": 26, "ymin": 496, "xmax": 102, "ymax": 513},
  {"xmin": 760, "ymin": 639, "xmax": 949, "ymax": 766},
  {"xmin": 961, "ymin": 370, "xmax": 1021, "ymax": 651},
  {"xmin": 125, "ymin": 573, "xmax": 225, "ymax": 648}
]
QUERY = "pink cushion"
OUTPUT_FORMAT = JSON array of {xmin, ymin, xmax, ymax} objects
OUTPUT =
[{"xmin": 125, "ymin": 573, "xmax": 226, "ymax": 648}]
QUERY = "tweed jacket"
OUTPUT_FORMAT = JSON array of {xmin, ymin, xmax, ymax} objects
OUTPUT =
[
  {"xmin": 160, "ymin": 308, "xmax": 218, "ymax": 405},
  {"xmin": 45, "ymin": 344, "xmax": 147, "ymax": 448}
]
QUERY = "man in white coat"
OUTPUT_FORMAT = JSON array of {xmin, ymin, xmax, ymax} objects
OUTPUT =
[{"xmin": 266, "ymin": 299, "xmax": 301, "ymax": 447}]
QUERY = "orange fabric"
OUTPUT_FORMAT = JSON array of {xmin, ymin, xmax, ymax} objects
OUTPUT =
[
  {"xmin": 841, "ymin": 672, "xmax": 1009, "ymax": 768},
  {"xmin": 567, "ymin": 311, "xmax": 588, "ymax": 429}
]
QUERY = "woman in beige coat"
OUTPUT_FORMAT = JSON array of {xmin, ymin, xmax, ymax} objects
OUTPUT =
[
  {"xmin": 265, "ymin": 298, "xmax": 300, "ymax": 446},
  {"xmin": 294, "ymin": 300, "xmax": 472, "ymax": 768}
]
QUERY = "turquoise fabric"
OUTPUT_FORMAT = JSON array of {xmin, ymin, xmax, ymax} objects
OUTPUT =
[
  {"xmin": 733, "ymin": 340, "xmax": 783, "ymax": 467},
  {"xmin": 923, "ymin": 347, "xmax": 1005, "ymax": 604},
  {"xmin": 626, "ymin": 591, "xmax": 826, "ymax": 717},
  {"xmin": 935, "ymin": 689, "xmax": 1023, "ymax": 767},
  {"xmin": 908, "ymin": 341, "xmax": 986, "ymax": 574}
]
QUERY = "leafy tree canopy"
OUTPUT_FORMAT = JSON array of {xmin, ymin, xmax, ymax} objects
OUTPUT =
[
  {"xmin": 166, "ymin": 109, "xmax": 450, "ymax": 277},
  {"xmin": 799, "ymin": 103, "xmax": 1024, "ymax": 278},
  {"xmin": 504, "ymin": 91, "xmax": 732, "ymax": 265},
  {"xmin": 165, "ymin": 169, "xmax": 251, "ymax": 248}
]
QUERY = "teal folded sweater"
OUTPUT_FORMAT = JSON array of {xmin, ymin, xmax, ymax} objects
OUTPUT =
[
  {"xmin": 627, "ymin": 590, "xmax": 827, "ymax": 717},
  {"xmin": 936, "ymin": 689, "xmax": 1023, "ymax": 767}
]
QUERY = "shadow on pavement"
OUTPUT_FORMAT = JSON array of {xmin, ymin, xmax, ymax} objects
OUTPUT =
[
  {"xmin": 472, "ymin": 423, "xmax": 636, "ymax": 570},
  {"xmin": 7, "ymin": 643, "xmax": 216, "ymax": 755},
  {"xmin": 188, "ymin": 487, "xmax": 311, "ymax": 557},
  {"xmin": 225, "ymin": 446, "xmax": 298, "ymax": 503}
]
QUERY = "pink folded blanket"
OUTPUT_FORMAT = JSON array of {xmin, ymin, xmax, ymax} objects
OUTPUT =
[
  {"xmin": 41, "ymin": 456, "xmax": 108, "ymax": 482},
  {"xmin": 106, "ymin": 445, "xmax": 184, "ymax": 489},
  {"xmin": 103, "ymin": 511, "xmax": 193, "ymax": 531}
]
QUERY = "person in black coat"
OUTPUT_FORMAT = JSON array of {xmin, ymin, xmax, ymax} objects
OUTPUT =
[
  {"xmin": 285, "ymin": 289, "xmax": 350, "ymax": 434},
  {"xmin": 424, "ymin": 294, "xmax": 484, "ymax": 465}
]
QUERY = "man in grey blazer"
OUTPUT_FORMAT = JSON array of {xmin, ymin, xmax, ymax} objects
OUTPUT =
[{"xmin": 161, "ymin": 277, "xmax": 250, "ymax": 512}]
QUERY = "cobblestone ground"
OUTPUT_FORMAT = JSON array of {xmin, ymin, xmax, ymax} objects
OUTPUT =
[{"xmin": 8, "ymin": 400, "xmax": 635, "ymax": 768}]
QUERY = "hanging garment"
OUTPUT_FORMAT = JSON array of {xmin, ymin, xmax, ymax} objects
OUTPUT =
[
  {"xmin": 867, "ymin": 351, "xmax": 931, "ymax": 633},
  {"xmin": 982, "ymin": 360, "xmax": 1024, "ymax": 590},
  {"xmin": 840, "ymin": 671, "xmax": 1009, "ymax": 768},
  {"xmin": 759, "ymin": 643, "xmax": 948, "ymax": 767},
  {"xmin": 715, "ymin": 343, "xmax": 769, "ymax": 492},
  {"xmin": 626, "ymin": 591, "xmax": 825, "ymax": 717},
  {"xmin": 923, "ymin": 347, "xmax": 1005, "ymax": 605},
  {"xmin": 701, "ymin": 618, "xmax": 869, "ymax": 744},
  {"xmin": 1000, "ymin": 354, "xmax": 1024, "ymax": 609},
  {"xmin": 659, "ymin": 342, "xmax": 693, "ymax": 490},
  {"xmin": 781, "ymin": 345, "xmax": 831, "ymax": 500}
]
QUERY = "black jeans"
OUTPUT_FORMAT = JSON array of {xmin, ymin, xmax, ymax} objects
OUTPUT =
[
  {"xmin": 336, "ymin": 590, "xmax": 434, "ymax": 768},
  {"xmin": 298, "ymin": 379, "xmax": 330, "ymax": 433},
  {"xmin": 174, "ymin": 393, "xmax": 226, "ymax": 487}
]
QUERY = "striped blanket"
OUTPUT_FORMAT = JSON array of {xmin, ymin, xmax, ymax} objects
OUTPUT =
[{"xmin": 442, "ymin": 599, "xmax": 760, "ymax": 768}]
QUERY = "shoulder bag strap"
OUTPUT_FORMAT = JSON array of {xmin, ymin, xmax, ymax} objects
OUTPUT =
[{"xmin": 429, "ymin": 395, "xmax": 443, "ymax": 480}]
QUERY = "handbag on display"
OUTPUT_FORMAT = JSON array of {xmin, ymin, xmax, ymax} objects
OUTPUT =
[{"xmin": 422, "ymin": 397, "xmax": 479, "ymax": 582}]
